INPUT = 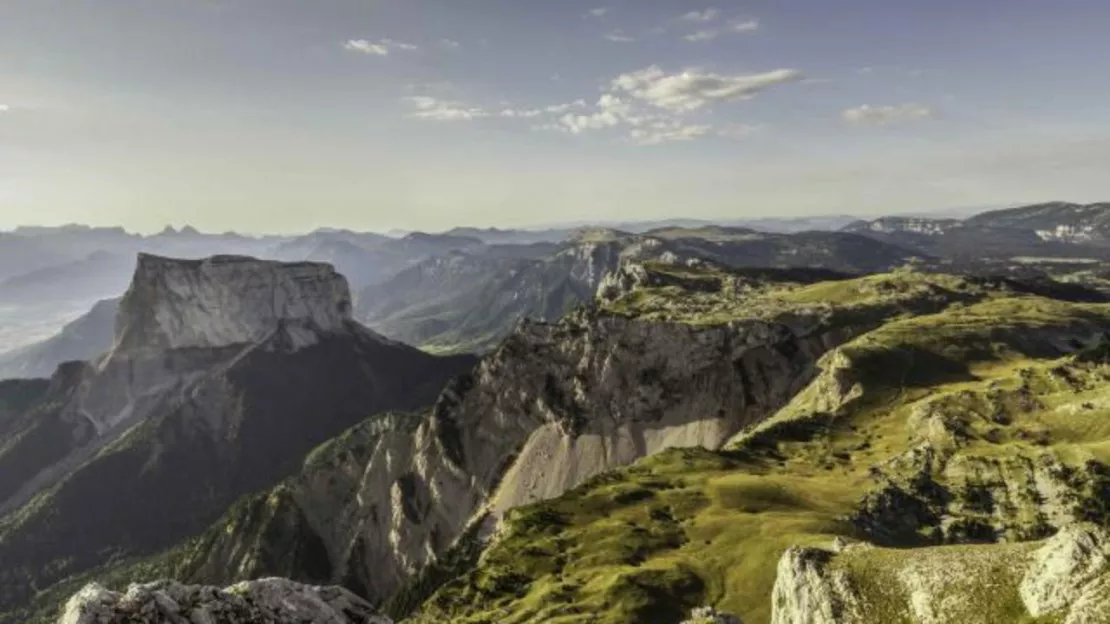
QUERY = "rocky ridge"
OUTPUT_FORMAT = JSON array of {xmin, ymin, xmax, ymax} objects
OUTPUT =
[
  {"xmin": 60, "ymin": 579, "xmax": 391, "ymax": 624},
  {"xmin": 769, "ymin": 524, "xmax": 1110, "ymax": 624},
  {"xmin": 405, "ymin": 267, "xmax": 1110, "ymax": 623}
]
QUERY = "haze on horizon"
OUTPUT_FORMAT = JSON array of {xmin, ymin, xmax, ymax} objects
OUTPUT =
[{"xmin": 2, "ymin": 0, "xmax": 1109, "ymax": 235}]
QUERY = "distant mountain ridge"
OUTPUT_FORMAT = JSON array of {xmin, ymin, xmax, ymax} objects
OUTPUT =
[{"xmin": 843, "ymin": 202, "xmax": 1110, "ymax": 261}]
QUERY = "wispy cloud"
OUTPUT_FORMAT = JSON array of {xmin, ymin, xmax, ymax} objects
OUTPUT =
[
  {"xmin": 400, "ymin": 63, "xmax": 798, "ymax": 146},
  {"xmin": 440, "ymin": 39, "xmax": 461, "ymax": 50},
  {"xmin": 344, "ymin": 39, "xmax": 388, "ymax": 56},
  {"xmin": 842, "ymin": 103, "xmax": 934, "ymax": 126},
  {"xmin": 729, "ymin": 20, "xmax": 760, "ymax": 33},
  {"xmin": 604, "ymin": 31, "xmax": 637, "ymax": 43},
  {"xmin": 343, "ymin": 38, "xmax": 420, "ymax": 56},
  {"xmin": 684, "ymin": 30, "xmax": 719, "ymax": 42},
  {"xmin": 586, "ymin": 7, "xmax": 610, "ymax": 18},
  {"xmin": 611, "ymin": 66, "xmax": 803, "ymax": 112},
  {"xmin": 404, "ymin": 96, "xmax": 489, "ymax": 121},
  {"xmin": 683, "ymin": 19, "xmax": 759, "ymax": 41},
  {"xmin": 500, "ymin": 100, "xmax": 588, "ymax": 118},
  {"xmin": 629, "ymin": 120, "xmax": 712, "ymax": 145},
  {"xmin": 681, "ymin": 8, "xmax": 721, "ymax": 22}
]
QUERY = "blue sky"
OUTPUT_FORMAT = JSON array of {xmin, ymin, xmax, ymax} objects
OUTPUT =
[{"xmin": 1, "ymin": 0, "xmax": 1109, "ymax": 233}]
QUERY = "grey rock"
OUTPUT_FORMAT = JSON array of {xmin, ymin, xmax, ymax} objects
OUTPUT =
[
  {"xmin": 59, "ymin": 579, "xmax": 391, "ymax": 624},
  {"xmin": 115, "ymin": 253, "xmax": 352, "ymax": 353},
  {"xmin": 1021, "ymin": 524, "xmax": 1110, "ymax": 623},
  {"xmin": 770, "ymin": 546, "xmax": 860, "ymax": 624},
  {"xmin": 681, "ymin": 605, "xmax": 743, "ymax": 624}
]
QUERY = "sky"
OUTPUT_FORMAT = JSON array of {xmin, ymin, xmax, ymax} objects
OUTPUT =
[{"xmin": 1, "ymin": 0, "xmax": 1110, "ymax": 234}]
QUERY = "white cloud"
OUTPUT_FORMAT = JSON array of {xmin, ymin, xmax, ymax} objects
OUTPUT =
[
  {"xmin": 500, "ymin": 100, "xmax": 588, "ymax": 119},
  {"xmin": 729, "ymin": 20, "xmax": 760, "ymax": 33},
  {"xmin": 404, "ymin": 96, "xmax": 489, "ymax": 121},
  {"xmin": 547, "ymin": 100, "xmax": 588, "ymax": 114},
  {"xmin": 611, "ymin": 66, "xmax": 804, "ymax": 112},
  {"xmin": 843, "ymin": 103, "xmax": 934, "ymax": 126},
  {"xmin": 500, "ymin": 108, "xmax": 544, "ymax": 119},
  {"xmin": 684, "ymin": 30, "xmax": 719, "ymax": 42},
  {"xmin": 344, "ymin": 38, "xmax": 419, "ymax": 56},
  {"xmin": 683, "ymin": 19, "xmax": 758, "ymax": 41},
  {"xmin": 440, "ymin": 39, "xmax": 461, "ymax": 49},
  {"xmin": 604, "ymin": 31, "xmax": 637, "ymax": 43},
  {"xmin": 681, "ymin": 8, "xmax": 720, "ymax": 22},
  {"xmin": 344, "ymin": 39, "xmax": 389, "ymax": 56},
  {"xmin": 381, "ymin": 38, "xmax": 419, "ymax": 51},
  {"xmin": 0, "ymin": 105, "xmax": 9, "ymax": 114},
  {"xmin": 586, "ymin": 7, "xmax": 609, "ymax": 18}
]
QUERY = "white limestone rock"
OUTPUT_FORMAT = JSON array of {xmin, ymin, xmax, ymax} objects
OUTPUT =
[
  {"xmin": 1021, "ymin": 524, "xmax": 1110, "ymax": 623},
  {"xmin": 682, "ymin": 605, "xmax": 743, "ymax": 624},
  {"xmin": 59, "ymin": 578, "xmax": 391, "ymax": 624},
  {"xmin": 113, "ymin": 253, "xmax": 352, "ymax": 353},
  {"xmin": 771, "ymin": 547, "xmax": 860, "ymax": 624}
]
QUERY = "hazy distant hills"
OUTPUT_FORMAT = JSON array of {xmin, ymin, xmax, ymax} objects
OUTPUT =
[
  {"xmin": 0, "ymin": 298, "xmax": 119, "ymax": 380},
  {"xmin": 6, "ymin": 202, "xmax": 1110, "ymax": 374},
  {"xmin": 843, "ymin": 202, "xmax": 1110, "ymax": 261}
]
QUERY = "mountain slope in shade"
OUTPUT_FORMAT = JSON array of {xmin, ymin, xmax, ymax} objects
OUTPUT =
[{"xmin": 0, "ymin": 254, "xmax": 474, "ymax": 622}]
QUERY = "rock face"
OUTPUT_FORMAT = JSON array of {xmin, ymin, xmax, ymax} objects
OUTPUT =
[
  {"xmin": 1021, "ymin": 524, "xmax": 1110, "ymax": 623},
  {"xmin": 0, "ymin": 254, "xmax": 474, "ymax": 621},
  {"xmin": 115, "ymin": 254, "xmax": 352, "ymax": 353},
  {"xmin": 770, "ymin": 547, "xmax": 859, "ymax": 624},
  {"xmin": 60, "ymin": 579, "xmax": 392, "ymax": 624}
]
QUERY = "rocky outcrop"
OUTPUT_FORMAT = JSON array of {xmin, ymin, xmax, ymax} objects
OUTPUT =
[
  {"xmin": 59, "ymin": 579, "xmax": 391, "ymax": 624},
  {"xmin": 770, "ymin": 547, "xmax": 860, "ymax": 624},
  {"xmin": 114, "ymin": 254, "xmax": 352, "ymax": 353},
  {"xmin": 1021, "ymin": 524, "xmax": 1110, "ymax": 623},
  {"xmin": 681, "ymin": 606, "xmax": 742, "ymax": 624},
  {"xmin": 768, "ymin": 525, "xmax": 1110, "ymax": 624}
]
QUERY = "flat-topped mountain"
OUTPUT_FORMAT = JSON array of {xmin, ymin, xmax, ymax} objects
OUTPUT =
[
  {"xmin": 0, "ymin": 254, "xmax": 475, "ymax": 622},
  {"xmin": 115, "ymin": 254, "xmax": 353, "ymax": 352}
]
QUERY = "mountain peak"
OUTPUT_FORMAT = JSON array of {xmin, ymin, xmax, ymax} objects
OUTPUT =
[{"xmin": 112, "ymin": 254, "xmax": 353, "ymax": 353}]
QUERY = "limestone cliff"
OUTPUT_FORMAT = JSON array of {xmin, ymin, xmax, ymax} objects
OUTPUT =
[{"xmin": 114, "ymin": 254, "xmax": 353, "ymax": 353}]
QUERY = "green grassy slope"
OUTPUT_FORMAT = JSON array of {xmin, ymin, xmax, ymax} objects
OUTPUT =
[{"xmin": 410, "ymin": 266, "xmax": 1110, "ymax": 624}]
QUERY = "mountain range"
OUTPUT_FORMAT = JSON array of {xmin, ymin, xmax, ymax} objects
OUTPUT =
[{"xmin": 6, "ymin": 202, "xmax": 1110, "ymax": 623}]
